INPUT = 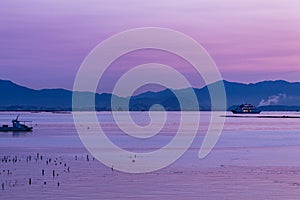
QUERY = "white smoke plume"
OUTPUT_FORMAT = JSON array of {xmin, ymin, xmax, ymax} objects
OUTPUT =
[{"xmin": 258, "ymin": 93, "xmax": 287, "ymax": 106}]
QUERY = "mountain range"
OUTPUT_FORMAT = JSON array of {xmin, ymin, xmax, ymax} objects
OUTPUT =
[{"xmin": 0, "ymin": 79, "xmax": 300, "ymax": 111}]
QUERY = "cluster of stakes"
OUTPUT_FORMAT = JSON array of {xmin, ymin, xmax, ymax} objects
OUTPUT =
[{"xmin": 0, "ymin": 153, "xmax": 96, "ymax": 191}]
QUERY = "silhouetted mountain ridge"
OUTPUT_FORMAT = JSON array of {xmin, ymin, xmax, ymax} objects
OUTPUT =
[{"xmin": 0, "ymin": 79, "xmax": 299, "ymax": 111}]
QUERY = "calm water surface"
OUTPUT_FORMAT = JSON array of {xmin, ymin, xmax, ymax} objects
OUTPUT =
[{"xmin": 1, "ymin": 111, "xmax": 300, "ymax": 199}]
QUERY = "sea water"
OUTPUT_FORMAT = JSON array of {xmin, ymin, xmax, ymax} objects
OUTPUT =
[{"xmin": 1, "ymin": 111, "xmax": 300, "ymax": 199}]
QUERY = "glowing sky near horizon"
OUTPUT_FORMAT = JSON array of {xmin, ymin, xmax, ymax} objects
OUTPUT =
[{"xmin": 0, "ymin": 0, "xmax": 299, "ymax": 92}]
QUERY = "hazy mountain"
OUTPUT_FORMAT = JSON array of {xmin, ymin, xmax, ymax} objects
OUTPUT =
[
  {"xmin": 0, "ymin": 80, "xmax": 119, "ymax": 111},
  {"xmin": 0, "ymin": 79, "xmax": 299, "ymax": 111},
  {"xmin": 130, "ymin": 80, "xmax": 300, "ymax": 111}
]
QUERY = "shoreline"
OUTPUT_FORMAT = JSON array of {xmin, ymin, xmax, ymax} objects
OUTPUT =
[{"xmin": 222, "ymin": 115, "xmax": 300, "ymax": 118}]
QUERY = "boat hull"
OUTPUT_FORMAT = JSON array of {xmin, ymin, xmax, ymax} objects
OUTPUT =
[
  {"xmin": 0, "ymin": 127, "xmax": 32, "ymax": 132},
  {"xmin": 231, "ymin": 110, "xmax": 261, "ymax": 114}
]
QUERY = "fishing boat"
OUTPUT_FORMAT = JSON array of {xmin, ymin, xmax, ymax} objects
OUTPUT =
[
  {"xmin": 231, "ymin": 103, "xmax": 261, "ymax": 114},
  {"xmin": 0, "ymin": 115, "xmax": 33, "ymax": 132}
]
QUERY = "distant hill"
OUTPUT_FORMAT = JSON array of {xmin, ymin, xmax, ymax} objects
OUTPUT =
[
  {"xmin": 0, "ymin": 79, "xmax": 299, "ymax": 111},
  {"xmin": 0, "ymin": 80, "xmax": 116, "ymax": 111},
  {"xmin": 130, "ymin": 80, "xmax": 300, "ymax": 111}
]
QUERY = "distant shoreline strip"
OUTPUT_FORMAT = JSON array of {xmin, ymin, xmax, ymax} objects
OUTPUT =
[{"xmin": 221, "ymin": 115, "xmax": 300, "ymax": 119}]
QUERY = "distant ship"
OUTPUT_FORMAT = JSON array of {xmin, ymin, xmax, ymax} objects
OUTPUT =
[
  {"xmin": 0, "ymin": 115, "xmax": 33, "ymax": 132},
  {"xmin": 231, "ymin": 103, "xmax": 261, "ymax": 114}
]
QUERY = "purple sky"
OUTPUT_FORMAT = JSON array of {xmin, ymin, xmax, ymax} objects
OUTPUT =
[{"xmin": 0, "ymin": 0, "xmax": 300, "ymax": 93}]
